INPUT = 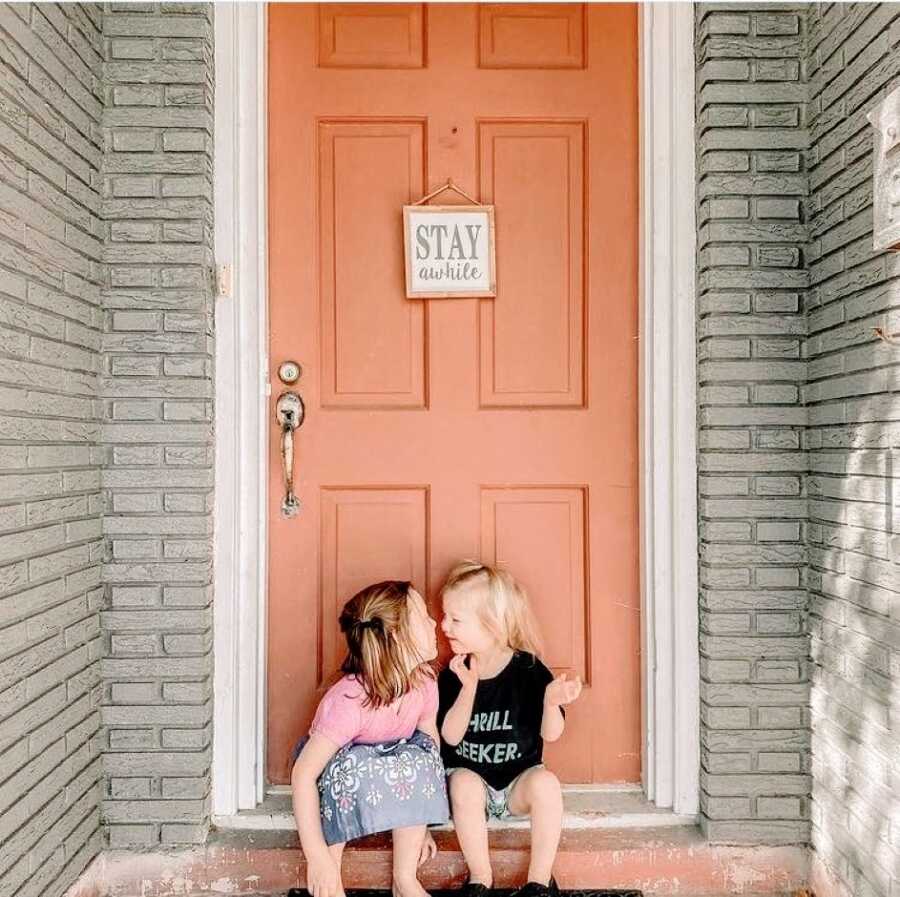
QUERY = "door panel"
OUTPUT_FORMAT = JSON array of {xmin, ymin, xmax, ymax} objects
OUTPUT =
[
  {"xmin": 268, "ymin": 2, "xmax": 639, "ymax": 785},
  {"xmin": 319, "ymin": 487, "xmax": 429, "ymax": 683},
  {"xmin": 478, "ymin": 4, "xmax": 585, "ymax": 69},
  {"xmin": 478, "ymin": 121, "xmax": 585, "ymax": 405},
  {"xmin": 319, "ymin": 4, "xmax": 427, "ymax": 69},
  {"xmin": 318, "ymin": 121, "xmax": 428, "ymax": 407}
]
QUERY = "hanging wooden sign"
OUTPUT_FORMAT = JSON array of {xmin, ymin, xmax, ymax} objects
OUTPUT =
[{"xmin": 403, "ymin": 181, "xmax": 496, "ymax": 299}]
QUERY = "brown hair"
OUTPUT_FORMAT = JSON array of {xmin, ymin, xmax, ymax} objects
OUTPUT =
[
  {"xmin": 441, "ymin": 560, "xmax": 544, "ymax": 656},
  {"xmin": 339, "ymin": 580, "xmax": 432, "ymax": 708}
]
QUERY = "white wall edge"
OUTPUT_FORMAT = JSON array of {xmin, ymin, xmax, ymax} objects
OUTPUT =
[
  {"xmin": 638, "ymin": 2, "xmax": 700, "ymax": 816},
  {"xmin": 213, "ymin": 2, "xmax": 700, "ymax": 816},
  {"xmin": 212, "ymin": 1, "xmax": 269, "ymax": 816}
]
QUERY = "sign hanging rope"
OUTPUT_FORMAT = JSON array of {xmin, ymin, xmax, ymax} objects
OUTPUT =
[{"xmin": 411, "ymin": 178, "xmax": 484, "ymax": 207}]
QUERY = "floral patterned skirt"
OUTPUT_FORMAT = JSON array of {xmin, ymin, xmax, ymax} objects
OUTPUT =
[{"xmin": 291, "ymin": 730, "xmax": 449, "ymax": 845}]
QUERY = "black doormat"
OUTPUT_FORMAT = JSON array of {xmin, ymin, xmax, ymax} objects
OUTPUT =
[{"xmin": 286, "ymin": 890, "xmax": 642, "ymax": 897}]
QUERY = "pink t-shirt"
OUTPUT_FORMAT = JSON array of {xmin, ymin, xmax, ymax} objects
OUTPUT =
[{"xmin": 310, "ymin": 673, "xmax": 438, "ymax": 749}]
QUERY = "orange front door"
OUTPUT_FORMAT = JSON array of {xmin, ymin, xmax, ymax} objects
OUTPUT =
[{"xmin": 267, "ymin": 3, "xmax": 639, "ymax": 785}]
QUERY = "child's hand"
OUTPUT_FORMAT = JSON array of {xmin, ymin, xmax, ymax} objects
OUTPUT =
[
  {"xmin": 418, "ymin": 830, "xmax": 437, "ymax": 866},
  {"xmin": 449, "ymin": 653, "xmax": 479, "ymax": 691},
  {"xmin": 306, "ymin": 850, "xmax": 343, "ymax": 897},
  {"xmin": 545, "ymin": 672, "xmax": 583, "ymax": 707}
]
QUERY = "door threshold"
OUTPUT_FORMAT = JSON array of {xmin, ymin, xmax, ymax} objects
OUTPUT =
[{"xmin": 212, "ymin": 784, "xmax": 698, "ymax": 833}]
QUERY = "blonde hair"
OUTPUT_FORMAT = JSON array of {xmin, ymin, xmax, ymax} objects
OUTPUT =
[
  {"xmin": 440, "ymin": 560, "xmax": 543, "ymax": 656},
  {"xmin": 338, "ymin": 580, "xmax": 432, "ymax": 708}
]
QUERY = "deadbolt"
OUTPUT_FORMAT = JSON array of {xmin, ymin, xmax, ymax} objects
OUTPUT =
[{"xmin": 278, "ymin": 360, "xmax": 302, "ymax": 384}]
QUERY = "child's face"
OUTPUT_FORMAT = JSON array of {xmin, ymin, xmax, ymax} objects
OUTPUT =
[
  {"xmin": 406, "ymin": 588, "xmax": 438, "ymax": 663},
  {"xmin": 441, "ymin": 585, "xmax": 499, "ymax": 655}
]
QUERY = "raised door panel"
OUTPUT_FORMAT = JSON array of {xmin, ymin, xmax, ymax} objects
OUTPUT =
[
  {"xmin": 319, "ymin": 4, "xmax": 425, "ymax": 69},
  {"xmin": 319, "ymin": 121, "xmax": 427, "ymax": 408},
  {"xmin": 319, "ymin": 488, "xmax": 429, "ymax": 682},
  {"xmin": 480, "ymin": 486, "xmax": 590, "ymax": 781},
  {"xmin": 479, "ymin": 4, "xmax": 585, "ymax": 69},
  {"xmin": 479, "ymin": 487, "xmax": 587, "ymax": 680},
  {"xmin": 478, "ymin": 121, "xmax": 585, "ymax": 407}
]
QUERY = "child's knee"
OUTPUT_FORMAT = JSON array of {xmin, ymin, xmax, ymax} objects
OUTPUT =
[
  {"xmin": 448, "ymin": 770, "xmax": 486, "ymax": 809},
  {"xmin": 525, "ymin": 767, "xmax": 561, "ymax": 805}
]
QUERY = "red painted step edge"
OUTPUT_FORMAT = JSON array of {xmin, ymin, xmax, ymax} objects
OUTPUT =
[{"xmin": 66, "ymin": 829, "xmax": 808, "ymax": 897}]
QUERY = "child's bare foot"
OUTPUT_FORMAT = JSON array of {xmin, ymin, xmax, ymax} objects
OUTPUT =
[{"xmin": 392, "ymin": 875, "xmax": 430, "ymax": 897}]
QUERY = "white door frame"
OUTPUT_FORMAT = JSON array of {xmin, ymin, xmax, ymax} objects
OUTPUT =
[{"xmin": 212, "ymin": 1, "xmax": 699, "ymax": 819}]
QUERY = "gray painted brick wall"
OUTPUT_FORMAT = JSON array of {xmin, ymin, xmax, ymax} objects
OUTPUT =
[
  {"xmin": 695, "ymin": 4, "xmax": 812, "ymax": 845},
  {"xmin": 0, "ymin": 4, "xmax": 105, "ymax": 896},
  {"xmin": 806, "ymin": 5, "xmax": 900, "ymax": 897},
  {"xmin": 100, "ymin": 1, "xmax": 215, "ymax": 848},
  {"xmin": 698, "ymin": 4, "xmax": 900, "ymax": 893}
]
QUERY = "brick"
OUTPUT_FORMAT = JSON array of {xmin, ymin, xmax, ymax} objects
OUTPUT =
[
  {"xmin": 755, "ymin": 14, "xmax": 799, "ymax": 36},
  {"xmin": 755, "ymin": 59, "xmax": 800, "ymax": 82},
  {"xmin": 705, "ymin": 13, "xmax": 750, "ymax": 35},
  {"xmin": 704, "ymin": 752, "xmax": 751, "ymax": 774},
  {"xmin": 161, "ymin": 776, "xmax": 206, "ymax": 798},
  {"xmin": 703, "ymin": 818, "xmax": 810, "ymax": 844},
  {"xmin": 113, "ymin": 84, "xmax": 164, "ymax": 106},
  {"xmin": 108, "ymin": 729, "xmax": 157, "ymax": 751},
  {"xmin": 107, "ymin": 824, "xmax": 157, "ymax": 847},
  {"xmin": 758, "ymin": 752, "xmax": 801, "ymax": 773},
  {"xmin": 110, "ymin": 777, "xmax": 152, "ymax": 799},
  {"xmin": 110, "ymin": 682, "xmax": 157, "ymax": 704},
  {"xmin": 756, "ymin": 521, "xmax": 801, "ymax": 542},
  {"xmin": 159, "ymin": 726, "xmax": 210, "ymax": 752},
  {"xmin": 162, "ymin": 130, "xmax": 207, "ymax": 152},
  {"xmin": 102, "ymin": 799, "xmax": 205, "ymax": 824},
  {"xmin": 113, "ymin": 130, "xmax": 158, "ymax": 152},
  {"xmin": 160, "ymin": 823, "xmax": 207, "ymax": 844},
  {"xmin": 759, "ymin": 706, "xmax": 803, "ymax": 728},
  {"xmin": 757, "ymin": 796, "xmax": 803, "ymax": 818},
  {"xmin": 704, "ymin": 796, "xmax": 753, "ymax": 818},
  {"xmin": 705, "ymin": 706, "xmax": 751, "ymax": 729}
]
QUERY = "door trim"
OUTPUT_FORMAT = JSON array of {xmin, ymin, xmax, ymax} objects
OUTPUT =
[
  {"xmin": 212, "ymin": 2, "xmax": 699, "ymax": 818},
  {"xmin": 638, "ymin": 2, "xmax": 700, "ymax": 817},
  {"xmin": 212, "ymin": 1, "xmax": 269, "ymax": 815}
]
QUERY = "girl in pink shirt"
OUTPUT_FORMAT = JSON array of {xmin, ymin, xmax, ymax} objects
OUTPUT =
[{"xmin": 291, "ymin": 581, "xmax": 449, "ymax": 897}]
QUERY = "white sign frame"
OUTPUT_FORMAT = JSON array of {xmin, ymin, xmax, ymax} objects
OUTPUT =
[{"xmin": 402, "ymin": 204, "xmax": 496, "ymax": 299}]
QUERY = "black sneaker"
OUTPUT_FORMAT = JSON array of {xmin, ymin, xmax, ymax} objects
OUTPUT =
[
  {"xmin": 460, "ymin": 877, "xmax": 493, "ymax": 897},
  {"xmin": 511, "ymin": 877, "xmax": 560, "ymax": 897}
]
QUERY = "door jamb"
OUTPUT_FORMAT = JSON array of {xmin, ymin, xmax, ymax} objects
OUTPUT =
[
  {"xmin": 638, "ymin": 2, "xmax": 700, "ymax": 817},
  {"xmin": 212, "ymin": 1, "xmax": 269, "ymax": 815},
  {"xmin": 212, "ymin": 2, "xmax": 699, "ymax": 818}
]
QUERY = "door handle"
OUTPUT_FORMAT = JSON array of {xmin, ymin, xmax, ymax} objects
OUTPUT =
[{"xmin": 275, "ymin": 391, "xmax": 305, "ymax": 517}]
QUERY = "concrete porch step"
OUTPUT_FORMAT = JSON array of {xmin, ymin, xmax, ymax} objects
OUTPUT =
[
  {"xmin": 81, "ymin": 826, "xmax": 807, "ymax": 897},
  {"xmin": 214, "ymin": 785, "xmax": 695, "ymax": 832}
]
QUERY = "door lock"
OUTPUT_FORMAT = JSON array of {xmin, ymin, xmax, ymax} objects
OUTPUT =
[{"xmin": 277, "ymin": 360, "xmax": 302, "ymax": 384}]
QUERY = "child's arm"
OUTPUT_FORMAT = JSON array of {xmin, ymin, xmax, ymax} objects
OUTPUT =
[
  {"xmin": 291, "ymin": 734, "xmax": 342, "ymax": 897},
  {"xmin": 541, "ymin": 700, "xmax": 565, "ymax": 742},
  {"xmin": 417, "ymin": 691, "xmax": 441, "ymax": 746},
  {"xmin": 419, "ymin": 717, "xmax": 440, "ymax": 745},
  {"xmin": 541, "ymin": 672, "xmax": 583, "ymax": 743},
  {"xmin": 440, "ymin": 654, "xmax": 479, "ymax": 746}
]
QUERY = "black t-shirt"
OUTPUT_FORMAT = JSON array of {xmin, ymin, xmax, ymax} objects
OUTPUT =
[{"xmin": 437, "ymin": 651, "xmax": 559, "ymax": 790}]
